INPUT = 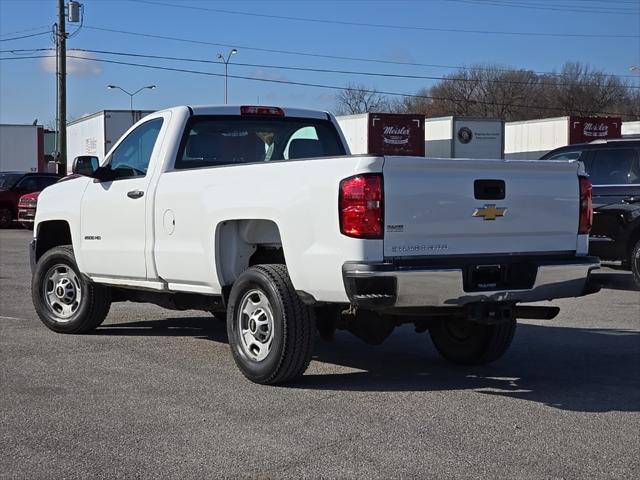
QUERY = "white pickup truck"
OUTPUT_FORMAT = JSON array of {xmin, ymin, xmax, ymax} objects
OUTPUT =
[{"xmin": 30, "ymin": 105, "xmax": 599, "ymax": 384}]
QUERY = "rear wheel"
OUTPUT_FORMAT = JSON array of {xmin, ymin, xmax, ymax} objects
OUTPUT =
[
  {"xmin": 429, "ymin": 317, "xmax": 516, "ymax": 365},
  {"xmin": 32, "ymin": 246, "xmax": 111, "ymax": 334},
  {"xmin": 631, "ymin": 239, "xmax": 640, "ymax": 290},
  {"xmin": 0, "ymin": 207, "xmax": 13, "ymax": 228},
  {"xmin": 227, "ymin": 264, "xmax": 315, "ymax": 384}
]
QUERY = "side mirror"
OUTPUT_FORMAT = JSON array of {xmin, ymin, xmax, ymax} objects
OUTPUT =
[
  {"xmin": 72, "ymin": 156, "xmax": 116, "ymax": 182},
  {"xmin": 72, "ymin": 156, "xmax": 99, "ymax": 176}
]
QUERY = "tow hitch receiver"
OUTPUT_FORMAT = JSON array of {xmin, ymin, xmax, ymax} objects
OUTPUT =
[
  {"xmin": 466, "ymin": 303, "xmax": 560, "ymax": 324},
  {"xmin": 467, "ymin": 302, "xmax": 514, "ymax": 324}
]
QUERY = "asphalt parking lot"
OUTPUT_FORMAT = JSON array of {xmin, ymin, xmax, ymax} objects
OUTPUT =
[{"xmin": 1, "ymin": 228, "xmax": 638, "ymax": 479}]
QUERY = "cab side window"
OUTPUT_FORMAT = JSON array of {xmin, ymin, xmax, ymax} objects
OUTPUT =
[
  {"xmin": 109, "ymin": 118, "xmax": 164, "ymax": 179},
  {"xmin": 14, "ymin": 176, "xmax": 39, "ymax": 191}
]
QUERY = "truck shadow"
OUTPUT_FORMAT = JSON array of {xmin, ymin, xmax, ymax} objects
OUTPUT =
[
  {"xmin": 95, "ymin": 316, "xmax": 640, "ymax": 413},
  {"xmin": 590, "ymin": 270, "xmax": 639, "ymax": 292}
]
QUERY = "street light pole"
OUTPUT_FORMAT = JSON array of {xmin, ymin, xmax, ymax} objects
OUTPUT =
[
  {"xmin": 217, "ymin": 48, "xmax": 237, "ymax": 104},
  {"xmin": 106, "ymin": 84, "xmax": 156, "ymax": 110}
]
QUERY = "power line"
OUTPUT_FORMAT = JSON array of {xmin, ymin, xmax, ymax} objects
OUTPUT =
[
  {"xmin": 0, "ymin": 53, "xmax": 630, "ymax": 117},
  {"xmin": 0, "ymin": 25, "xmax": 51, "ymax": 38},
  {"xmin": 447, "ymin": 0, "xmax": 640, "ymax": 14},
  {"xmin": 5, "ymin": 47, "xmax": 637, "ymax": 90},
  {"xmin": 0, "ymin": 31, "xmax": 51, "ymax": 42},
  {"xmin": 83, "ymin": 25, "xmax": 639, "ymax": 79},
  {"xmin": 127, "ymin": 0, "xmax": 638, "ymax": 39}
]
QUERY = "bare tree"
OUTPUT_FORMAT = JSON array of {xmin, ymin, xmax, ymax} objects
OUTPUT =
[
  {"xmin": 334, "ymin": 83, "xmax": 390, "ymax": 115},
  {"xmin": 395, "ymin": 62, "xmax": 639, "ymax": 121}
]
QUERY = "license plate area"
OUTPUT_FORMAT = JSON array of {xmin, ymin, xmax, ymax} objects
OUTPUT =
[{"xmin": 464, "ymin": 262, "xmax": 537, "ymax": 292}]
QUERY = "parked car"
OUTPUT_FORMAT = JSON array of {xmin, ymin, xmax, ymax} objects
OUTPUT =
[
  {"xmin": 540, "ymin": 138, "xmax": 640, "ymax": 287},
  {"xmin": 30, "ymin": 105, "xmax": 599, "ymax": 385},
  {"xmin": 0, "ymin": 172, "xmax": 61, "ymax": 228},
  {"xmin": 17, "ymin": 191, "xmax": 40, "ymax": 229}
]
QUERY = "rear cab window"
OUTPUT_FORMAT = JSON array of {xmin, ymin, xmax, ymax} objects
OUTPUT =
[
  {"xmin": 586, "ymin": 148, "xmax": 640, "ymax": 185},
  {"xmin": 175, "ymin": 116, "xmax": 346, "ymax": 169},
  {"xmin": 546, "ymin": 151, "xmax": 584, "ymax": 161}
]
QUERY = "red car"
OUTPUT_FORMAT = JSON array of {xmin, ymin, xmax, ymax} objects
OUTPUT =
[
  {"xmin": 17, "ymin": 191, "xmax": 40, "ymax": 229},
  {"xmin": 0, "ymin": 172, "xmax": 61, "ymax": 228}
]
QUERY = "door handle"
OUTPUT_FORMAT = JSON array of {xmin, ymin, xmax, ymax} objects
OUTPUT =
[{"xmin": 127, "ymin": 190, "xmax": 144, "ymax": 199}]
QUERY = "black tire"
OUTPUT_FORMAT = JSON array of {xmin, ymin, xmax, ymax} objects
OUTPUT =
[
  {"xmin": 227, "ymin": 264, "xmax": 315, "ymax": 385},
  {"xmin": 0, "ymin": 207, "xmax": 13, "ymax": 228},
  {"xmin": 429, "ymin": 317, "xmax": 516, "ymax": 365},
  {"xmin": 631, "ymin": 238, "xmax": 640, "ymax": 290},
  {"xmin": 32, "ymin": 245, "xmax": 111, "ymax": 334}
]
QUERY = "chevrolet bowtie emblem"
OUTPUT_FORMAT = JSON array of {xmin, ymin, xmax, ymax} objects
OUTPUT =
[{"xmin": 473, "ymin": 204, "xmax": 507, "ymax": 220}]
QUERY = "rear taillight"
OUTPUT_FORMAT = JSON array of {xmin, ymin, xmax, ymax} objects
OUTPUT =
[
  {"xmin": 579, "ymin": 176, "xmax": 593, "ymax": 234},
  {"xmin": 339, "ymin": 174, "xmax": 383, "ymax": 239}
]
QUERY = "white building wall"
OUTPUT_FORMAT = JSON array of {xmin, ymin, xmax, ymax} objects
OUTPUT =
[
  {"xmin": 622, "ymin": 121, "xmax": 640, "ymax": 137},
  {"xmin": 424, "ymin": 117, "xmax": 453, "ymax": 157},
  {"xmin": 505, "ymin": 117, "xmax": 569, "ymax": 159},
  {"xmin": 335, "ymin": 114, "xmax": 369, "ymax": 154}
]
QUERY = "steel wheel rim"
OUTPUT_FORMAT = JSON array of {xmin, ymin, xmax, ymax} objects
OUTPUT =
[
  {"xmin": 237, "ymin": 289, "xmax": 274, "ymax": 362},
  {"xmin": 43, "ymin": 263, "xmax": 82, "ymax": 321}
]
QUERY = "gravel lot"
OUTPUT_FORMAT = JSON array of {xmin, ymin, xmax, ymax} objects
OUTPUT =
[{"xmin": 1, "ymin": 228, "xmax": 639, "ymax": 479}]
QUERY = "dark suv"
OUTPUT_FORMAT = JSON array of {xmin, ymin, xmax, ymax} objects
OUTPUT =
[
  {"xmin": 540, "ymin": 138, "xmax": 640, "ymax": 288},
  {"xmin": 0, "ymin": 172, "xmax": 62, "ymax": 228}
]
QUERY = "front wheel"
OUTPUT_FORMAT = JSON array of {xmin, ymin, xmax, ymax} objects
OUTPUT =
[
  {"xmin": 32, "ymin": 246, "xmax": 111, "ymax": 334},
  {"xmin": 227, "ymin": 264, "xmax": 315, "ymax": 385},
  {"xmin": 429, "ymin": 317, "xmax": 516, "ymax": 365},
  {"xmin": 0, "ymin": 207, "xmax": 13, "ymax": 228}
]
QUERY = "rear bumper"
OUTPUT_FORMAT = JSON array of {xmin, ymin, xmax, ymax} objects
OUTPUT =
[{"xmin": 343, "ymin": 255, "xmax": 600, "ymax": 308}]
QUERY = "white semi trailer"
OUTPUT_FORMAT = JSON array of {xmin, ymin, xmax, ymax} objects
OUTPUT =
[
  {"xmin": 0, "ymin": 124, "xmax": 45, "ymax": 172},
  {"xmin": 67, "ymin": 110, "xmax": 154, "ymax": 171}
]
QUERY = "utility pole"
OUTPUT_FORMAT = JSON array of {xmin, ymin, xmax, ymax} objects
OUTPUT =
[{"xmin": 56, "ymin": 0, "xmax": 67, "ymax": 174}]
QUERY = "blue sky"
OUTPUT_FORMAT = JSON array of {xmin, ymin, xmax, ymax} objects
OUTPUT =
[{"xmin": 1, "ymin": 0, "xmax": 639, "ymax": 125}]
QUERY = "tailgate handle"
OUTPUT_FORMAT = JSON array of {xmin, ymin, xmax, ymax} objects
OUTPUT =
[{"xmin": 474, "ymin": 179, "xmax": 505, "ymax": 200}]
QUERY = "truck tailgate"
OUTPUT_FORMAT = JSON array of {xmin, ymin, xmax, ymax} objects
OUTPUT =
[{"xmin": 383, "ymin": 157, "xmax": 580, "ymax": 257}]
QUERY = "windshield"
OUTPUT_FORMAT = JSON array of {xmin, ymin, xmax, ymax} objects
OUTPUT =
[
  {"xmin": 0, "ymin": 173, "xmax": 23, "ymax": 189},
  {"xmin": 176, "ymin": 116, "xmax": 346, "ymax": 169}
]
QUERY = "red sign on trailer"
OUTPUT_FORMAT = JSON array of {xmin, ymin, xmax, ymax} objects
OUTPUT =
[
  {"xmin": 367, "ymin": 114, "xmax": 425, "ymax": 156},
  {"xmin": 568, "ymin": 116, "xmax": 622, "ymax": 144}
]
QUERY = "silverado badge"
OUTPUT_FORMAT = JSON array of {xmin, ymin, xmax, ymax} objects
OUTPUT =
[{"xmin": 473, "ymin": 204, "xmax": 507, "ymax": 221}]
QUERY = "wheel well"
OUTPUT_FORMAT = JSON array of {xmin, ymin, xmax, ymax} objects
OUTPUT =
[
  {"xmin": 36, "ymin": 220, "xmax": 72, "ymax": 262},
  {"xmin": 627, "ymin": 225, "xmax": 640, "ymax": 262},
  {"xmin": 215, "ymin": 219, "xmax": 284, "ymax": 286}
]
